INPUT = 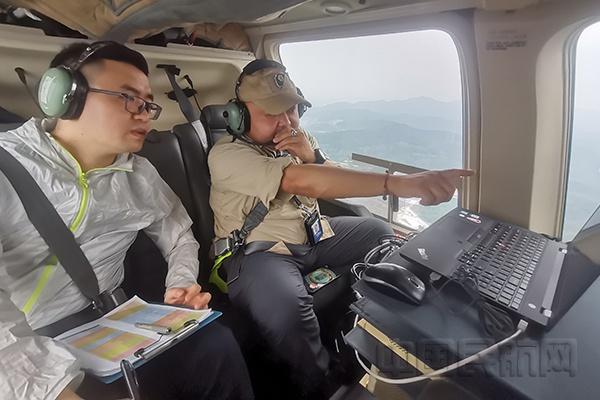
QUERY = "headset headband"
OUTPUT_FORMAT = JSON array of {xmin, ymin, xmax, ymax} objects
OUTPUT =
[{"xmin": 67, "ymin": 41, "xmax": 116, "ymax": 71}]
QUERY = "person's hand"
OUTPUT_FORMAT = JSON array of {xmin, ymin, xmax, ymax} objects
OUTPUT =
[
  {"xmin": 388, "ymin": 169, "xmax": 475, "ymax": 206},
  {"xmin": 273, "ymin": 126, "xmax": 316, "ymax": 163},
  {"xmin": 164, "ymin": 283, "xmax": 211, "ymax": 309}
]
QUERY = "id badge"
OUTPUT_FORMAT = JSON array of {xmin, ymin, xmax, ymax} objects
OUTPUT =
[{"xmin": 304, "ymin": 209, "xmax": 324, "ymax": 245}]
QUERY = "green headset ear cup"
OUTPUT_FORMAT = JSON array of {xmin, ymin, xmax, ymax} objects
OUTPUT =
[
  {"xmin": 38, "ymin": 67, "xmax": 74, "ymax": 118},
  {"xmin": 223, "ymin": 100, "xmax": 250, "ymax": 137},
  {"xmin": 64, "ymin": 70, "xmax": 89, "ymax": 120},
  {"xmin": 37, "ymin": 67, "xmax": 88, "ymax": 119}
]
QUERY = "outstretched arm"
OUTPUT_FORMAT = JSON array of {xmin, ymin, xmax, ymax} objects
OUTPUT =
[{"xmin": 280, "ymin": 164, "xmax": 474, "ymax": 205}]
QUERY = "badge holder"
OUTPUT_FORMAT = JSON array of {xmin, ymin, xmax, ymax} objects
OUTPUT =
[
  {"xmin": 304, "ymin": 209, "xmax": 324, "ymax": 245},
  {"xmin": 304, "ymin": 267, "xmax": 339, "ymax": 293},
  {"xmin": 292, "ymin": 196, "xmax": 324, "ymax": 245}
]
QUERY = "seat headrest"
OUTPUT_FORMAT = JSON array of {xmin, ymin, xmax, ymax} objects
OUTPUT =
[{"xmin": 202, "ymin": 104, "xmax": 229, "ymax": 130}]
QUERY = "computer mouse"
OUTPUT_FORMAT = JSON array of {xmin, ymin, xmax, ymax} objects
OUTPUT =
[{"xmin": 361, "ymin": 262, "xmax": 426, "ymax": 305}]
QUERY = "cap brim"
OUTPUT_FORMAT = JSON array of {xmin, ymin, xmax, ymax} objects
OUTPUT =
[{"xmin": 254, "ymin": 92, "xmax": 311, "ymax": 115}]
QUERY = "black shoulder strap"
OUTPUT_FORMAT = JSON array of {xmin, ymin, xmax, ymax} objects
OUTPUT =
[
  {"xmin": 238, "ymin": 201, "xmax": 269, "ymax": 242},
  {"xmin": 0, "ymin": 145, "xmax": 100, "ymax": 300},
  {"xmin": 157, "ymin": 64, "xmax": 209, "ymax": 151}
]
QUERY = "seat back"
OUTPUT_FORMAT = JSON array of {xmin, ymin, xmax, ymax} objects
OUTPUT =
[
  {"xmin": 124, "ymin": 108, "xmax": 230, "ymax": 299},
  {"xmin": 171, "ymin": 123, "xmax": 214, "ymax": 277},
  {"xmin": 0, "ymin": 122, "xmax": 25, "ymax": 132},
  {"xmin": 202, "ymin": 104, "xmax": 230, "ymax": 147},
  {"xmin": 123, "ymin": 129, "xmax": 194, "ymax": 301},
  {"xmin": 0, "ymin": 106, "xmax": 25, "ymax": 124}
]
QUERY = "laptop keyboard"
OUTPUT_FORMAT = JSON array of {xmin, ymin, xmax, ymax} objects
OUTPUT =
[{"xmin": 456, "ymin": 223, "xmax": 548, "ymax": 310}]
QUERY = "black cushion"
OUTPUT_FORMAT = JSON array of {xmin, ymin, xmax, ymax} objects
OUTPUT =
[
  {"xmin": 123, "ymin": 129, "xmax": 198, "ymax": 300},
  {"xmin": 0, "ymin": 106, "xmax": 25, "ymax": 124},
  {"xmin": 171, "ymin": 123, "xmax": 214, "ymax": 284}
]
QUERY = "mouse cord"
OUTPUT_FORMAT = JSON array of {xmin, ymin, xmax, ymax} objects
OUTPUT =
[
  {"xmin": 363, "ymin": 236, "xmax": 408, "ymax": 266},
  {"xmin": 353, "ymin": 314, "xmax": 528, "ymax": 385},
  {"xmin": 351, "ymin": 262, "xmax": 368, "ymax": 281},
  {"xmin": 353, "ymin": 237, "xmax": 406, "ymax": 282}
]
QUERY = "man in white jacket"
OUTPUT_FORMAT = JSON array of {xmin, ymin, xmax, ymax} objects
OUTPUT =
[{"xmin": 0, "ymin": 42, "xmax": 253, "ymax": 400}]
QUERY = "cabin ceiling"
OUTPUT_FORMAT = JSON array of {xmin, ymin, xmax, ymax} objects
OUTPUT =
[{"xmin": 0, "ymin": 0, "xmax": 566, "ymax": 45}]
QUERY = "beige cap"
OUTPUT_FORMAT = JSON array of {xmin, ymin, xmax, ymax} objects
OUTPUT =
[{"xmin": 238, "ymin": 67, "xmax": 311, "ymax": 115}]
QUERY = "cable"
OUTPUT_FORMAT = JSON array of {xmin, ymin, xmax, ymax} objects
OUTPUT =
[
  {"xmin": 183, "ymin": 74, "xmax": 203, "ymax": 111},
  {"xmin": 363, "ymin": 235, "xmax": 407, "ymax": 266},
  {"xmin": 14, "ymin": 67, "xmax": 43, "ymax": 113},
  {"xmin": 351, "ymin": 262, "xmax": 368, "ymax": 281},
  {"xmin": 353, "ymin": 315, "xmax": 528, "ymax": 385},
  {"xmin": 352, "ymin": 235, "xmax": 407, "ymax": 282},
  {"xmin": 449, "ymin": 266, "xmax": 516, "ymax": 339}
]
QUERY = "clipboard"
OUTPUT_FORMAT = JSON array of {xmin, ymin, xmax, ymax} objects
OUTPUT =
[
  {"xmin": 55, "ymin": 296, "xmax": 222, "ymax": 383},
  {"xmin": 99, "ymin": 310, "xmax": 222, "ymax": 383}
]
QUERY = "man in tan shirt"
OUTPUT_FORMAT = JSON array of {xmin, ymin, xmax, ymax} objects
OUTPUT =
[{"xmin": 208, "ymin": 59, "xmax": 473, "ymax": 398}]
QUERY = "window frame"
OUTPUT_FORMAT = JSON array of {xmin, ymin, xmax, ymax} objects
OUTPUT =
[
  {"xmin": 559, "ymin": 19, "xmax": 600, "ymax": 240},
  {"xmin": 260, "ymin": 12, "xmax": 479, "ymax": 229}
]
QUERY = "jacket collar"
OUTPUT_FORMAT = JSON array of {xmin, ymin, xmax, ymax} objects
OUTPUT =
[{"xmin": 13, "ymin": 118, "xmax": 134, "ymax": 174}]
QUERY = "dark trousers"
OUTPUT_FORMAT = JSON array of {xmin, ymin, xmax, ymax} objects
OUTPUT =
[
  {"xmin": 78, "ymin": 322, "xmax": 254, "ymax": 400},
  {"xmin": 223, "ymin": 216, "xmax": 393, "ymax": 394}
]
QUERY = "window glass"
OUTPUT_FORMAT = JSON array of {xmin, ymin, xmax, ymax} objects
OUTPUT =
[
  {"xmin": 280, "ymin": 30, "xmax": 463, "ymax": 230},
  {"xmin": 563, "ymin": 22, "xmax": 600, "ymax": 241}
]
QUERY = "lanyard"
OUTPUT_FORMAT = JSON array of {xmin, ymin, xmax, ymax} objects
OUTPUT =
[{"xmin": 291, "ymin": 195, "xmax": 314, "ymax": 217}]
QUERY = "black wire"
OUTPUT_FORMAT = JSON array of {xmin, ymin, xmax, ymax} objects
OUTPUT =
[
  {"xmin": 450, "ymin": 266, "xmax": 516, "ymax": 340},
  {"xmin": 477, "ymin": 301, "xmax": 515, "ymax": 340}
]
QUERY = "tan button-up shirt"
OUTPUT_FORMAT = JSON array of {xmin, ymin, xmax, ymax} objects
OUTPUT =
[{"xmin": 208, "ymin": 130, "xmax": 334, "ymax": 254}]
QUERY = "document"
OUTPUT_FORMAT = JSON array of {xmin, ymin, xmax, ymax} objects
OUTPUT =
[{"xmin": 55, "ymin": 296, "xmax": 220, "ymax": 382}]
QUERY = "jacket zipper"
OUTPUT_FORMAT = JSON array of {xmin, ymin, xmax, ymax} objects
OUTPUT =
[{"xmin": 21, "ymin": 147, "xmax": 130, "ymax": 314}]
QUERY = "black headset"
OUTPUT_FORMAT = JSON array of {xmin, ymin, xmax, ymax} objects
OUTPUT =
[
  {"xmin": 296, "ymin": 86, "xmax": 310, "ymax": 119},
  {"xmin": 37, "ymin": 41, "xmax": 116, "ymax": 120},
  {"xmin": 223, "ymin": 59, "xmax": 310, "ymax": 138}
]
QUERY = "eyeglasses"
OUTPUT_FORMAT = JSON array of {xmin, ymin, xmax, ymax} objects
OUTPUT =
[{"xmin": 88, "ymin": 88, "xmax": 162, "ymax": 120}]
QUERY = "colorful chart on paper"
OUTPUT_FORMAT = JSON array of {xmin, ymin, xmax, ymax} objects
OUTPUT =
[
  {"xmin": 106, "ymin": 300, "xmax": 203, "ymax": 331},
  {"xmin": 64, "ymin": 326, "xmax": 155, "ymax": 362}
]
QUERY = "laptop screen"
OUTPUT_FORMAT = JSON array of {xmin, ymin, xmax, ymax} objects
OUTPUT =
[
  {"xmin": 570, "ymin": 205, "xmax": 600, "ymax": 264},
  {"xmin": 549, "ymin": 205, "xmax": 600, "ymax": 328}
]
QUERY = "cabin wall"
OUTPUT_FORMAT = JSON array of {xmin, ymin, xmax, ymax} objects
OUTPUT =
[
  {"xmin": 0, "ymin": 25, "xmax": 253, "ymax": 130},
  {"xmin": 474, "ymin": 0, "xmax": 600, "ymax": 234},
  {"xmin": 250, "ymin": 0, "xmax": 600, "ymax": 235}
]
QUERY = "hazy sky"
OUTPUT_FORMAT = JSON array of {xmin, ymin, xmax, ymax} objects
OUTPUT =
[
  {"xmin": 575, "ymin": 21, "xmax": 600, "ymax": 112},
  {"xmin": 280, "ymin": 30, "xmax": 462, "ymax": 106},
  {"xmin": 281, "ymin": 23, "xmax": 600, "ymax": 109}
]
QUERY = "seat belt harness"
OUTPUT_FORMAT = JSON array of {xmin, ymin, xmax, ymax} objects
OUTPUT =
[
  {"xmin": 157, "ymin": 64, "xmax": 209, "ymax": 151},
  {"xmin": 0, "ymin": 146, "xmax": 125, "ymax": 316},
  {"xmin": 209, "ymin": 201, "xmax": 269, "ymax": 293}
]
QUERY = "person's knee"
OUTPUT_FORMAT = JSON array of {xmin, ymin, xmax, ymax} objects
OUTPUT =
[
  {"xmin": 261, "ymin": 289, "xmax": 316, "ymax": 345},
  {"xmin": 199, "ymin": 322, "xmax": 242, "ymax": 359}
]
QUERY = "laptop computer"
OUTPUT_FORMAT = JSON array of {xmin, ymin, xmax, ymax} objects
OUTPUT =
[{"xmin": 398, "ymin": 206, "xmax": 600, "ymax": 327}]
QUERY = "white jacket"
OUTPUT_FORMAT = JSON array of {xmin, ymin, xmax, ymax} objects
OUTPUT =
[{"xmin": 0, "ymin": 118, "xmax": 200, "ymax": 399}]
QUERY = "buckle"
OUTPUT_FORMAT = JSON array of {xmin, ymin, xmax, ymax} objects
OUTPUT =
[
  {"xmin": 213, "ymin": 237, "xmax": 233, "ymax": 258},
  {"xmin": 213, "ymin": 231, "xmax": 245, "ymax": 258},
  {"xmin": 91, "ymin": 297, "xmax": 106, "ymax": 315},
  {"xmin": 91, "ymin": 288, "xmax": 128, "ymax": 315}
]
